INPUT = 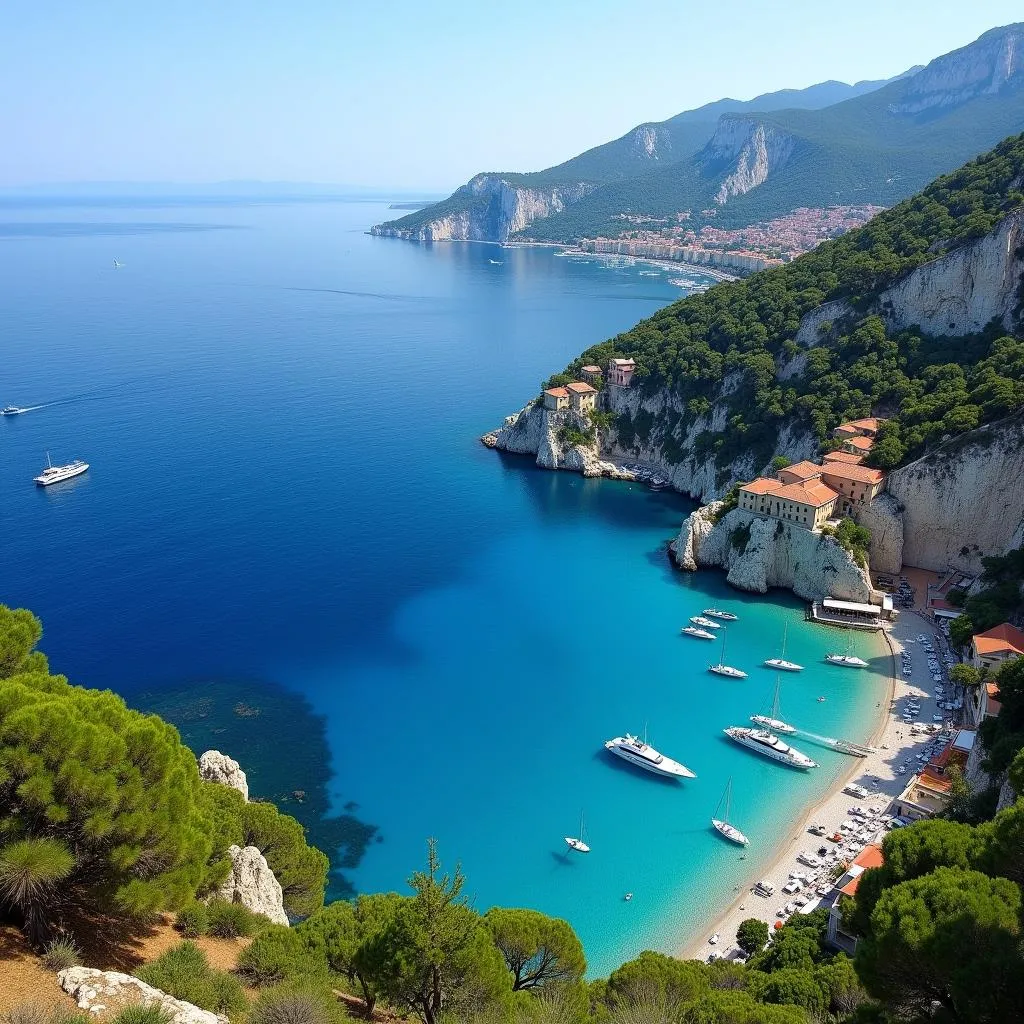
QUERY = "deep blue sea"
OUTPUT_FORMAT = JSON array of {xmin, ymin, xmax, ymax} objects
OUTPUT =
[{"xmin": 0, "ymin": 197, "xmax": 886, "ymax": 974}]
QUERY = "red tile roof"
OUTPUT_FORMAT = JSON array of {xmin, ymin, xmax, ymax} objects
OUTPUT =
[
  {"xmin": 847, "ymin": 418, "xmax": 883, "ymax": 432},
  {"xmin": 972, "ymin": 623, "xmax": 1024, "ymax": 657},
  {"xmin": 833, "ymin": 425, "xmax": 860, "ymax": 437},
  {"xmin": 780, "ymin": 460, "xmax": 824, "ymax": 481},
  {"xmin": 845, "ymin": 436, "xmax": 874, "ymax": 452},
  {"xmin": 566, "ymin": 382, "xmax": 597, "ymax": 394},
  {"xmin": 985, "ymin": 682, "xmax": 1003, "ymax": 716},
  {"xmin": 820, "ymin": 463, "xmax": 886, "ymax": 485},
  {"xmin": 581, "ymin": 365, "xmax": 601, "ymax": 373},
  {"xmin": 544, "ymin": 387, "xmax": 570, "ymax": 399},
  {"xmin": 741, "ymin": 478, "xmax": 783, "ymax": 496},
  {"xmin": 823, "ymin": 451, "xmax": 865, "ymax": 466},
  {"xmin": 838, "ymin": 844, "xmax": 885, "ymax": 897},
  {"xmin": 773, "ymin": 480, "xmax": 839, "ymax": 508}
]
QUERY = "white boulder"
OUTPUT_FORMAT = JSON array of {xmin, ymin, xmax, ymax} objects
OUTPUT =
[
  {"xmin": 198, "ymin": 750, "xmax": 248, "ymax": 802},
  {"xmin": 58, "ymin": 967, "xmax": 225, "ymax": 1024},
  {"xmin": 216, "ymin": 844, "xmax": 288, "ymax": 926}
]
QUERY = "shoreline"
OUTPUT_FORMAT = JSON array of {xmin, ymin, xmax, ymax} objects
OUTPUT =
[{"xmin": 678, "ymin": 613, "xmax": 926, "ymax": 961}]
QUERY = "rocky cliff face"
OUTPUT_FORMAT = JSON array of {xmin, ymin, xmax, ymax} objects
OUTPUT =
[
  {"xmin": 217, "ymin": 843, "xmax": 289, "ymax": 926},
  {"xmin": 885, "ymin": 411, "xmax": 1024, "ymax": 573},
  {"xmin": 60, "ymin": 967, "xmax": 226, "ymax": 1024},
  {"xmin": 673, "ymin": 504, "xmax": 874, "ymax": 601},
  {"xmin": 699, "ymin": 119, "xmax": 797, "ymax": 205},
  {"xmin": 889, "ymin": 24, "xmax": 1022, "ymax": 115},
  {"xmin": 370, "ymin": 175, "xmax": 595, "ymax": 243},
  {"xmin": 199, "ymin": 749, "xmax": 249, "ymax": 801}
]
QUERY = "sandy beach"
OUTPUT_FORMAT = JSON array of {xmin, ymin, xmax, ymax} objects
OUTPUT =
[{"xmin": 680, "ymin": 606, "xmax": 957, "ymax": 961}]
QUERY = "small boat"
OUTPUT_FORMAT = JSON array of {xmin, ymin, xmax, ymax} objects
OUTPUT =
[
  {"xmin": 751, "ymin": 676, "xmax": 796, "ymax": 734},
  {"xmin": 690, "ymin": 615, "xmax": 721, "ymax": 630},
  {"xmin": 2, "ymin": 406, "xmax": 22, "ymax": 416},
  {"xmin": 709, "ymin": 627, "xmax": 747, "ymax": 678},
  {"xmin": 704, "ymin": 608, "xmax": 738, "ymax": 621},
  {"xmin": 624, "ymin": 892, "xmax": 633, "ymax": 901},
  {"xmin": 763, "ymin": 623, "xmax": 803, "ymax": 672},
  {"xmin": 34, "ymin": 452, "xmax": 89, "ymax": 486},
  {"xmin": 488, "ymin": 259, "xmax": 504, "ymax": 265},
  {"xmin": 112, "ymin": 258, "xmax": 123, "ymax": 268},
  {"xmin": 712, "ymin": 778, "xmax": 750, "ymax": 846},
  {"xmin": 826, "ymin": 653, "xmax": 869, "ymax": 668},
  {"xmin": 709, "ymin": 933, "xmax": 720, "ymax": 945},
  {"xmin": 604, "ymin": 731, "xmax": 696, "ymax": 779},
  {"xmin": 682, "ymin": 626, "xmax": 716, "ymax": 640},
  {"xmin": 564, "ymin": 811, "xmax": 590, "ymax": 854}
]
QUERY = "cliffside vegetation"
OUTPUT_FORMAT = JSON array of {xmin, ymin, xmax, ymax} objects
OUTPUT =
[
  {"xmin": 947, "ymin": 546, "xmax": 1024, "ymax": 649},
  {"xmin": 552, "ymin": 132, "xmax": 1024, "ymax": 472}
]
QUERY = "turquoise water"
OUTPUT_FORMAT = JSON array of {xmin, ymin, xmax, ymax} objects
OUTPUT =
[{"xmin": 0, "ymin": 197, "xmax": 886, "ymax": 975}]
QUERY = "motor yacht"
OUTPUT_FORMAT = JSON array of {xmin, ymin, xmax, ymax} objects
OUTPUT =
[
  {"xmin": 724, "ymin": 726, "xmax": 817, "ymax": 769},
  {"xmin": 604, "ymin": 733, "xmax": 695, "ymax": 778},
  {"xmin": 703, "ymin": 608, "xmax": 738, "ymax": 621},
  {"xmin": 681, "ymin": 626, "xmax": 716, "ymax": 640},
  {"xmin": 34, "ymin": 453, "xmax": 89, "ymax": 486}
]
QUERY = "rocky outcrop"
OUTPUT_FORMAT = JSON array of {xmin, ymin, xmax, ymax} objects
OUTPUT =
[
  {"xmin": 857, "ymin": 493, "xmax": 904, "ymax": 576},
  {"xmin": 58, "ymin": 967, "xmax": 225, "ymax": 1024},
  {"xmin": 875, "ymin": 208, "xmax": 1024, "ymax": 337},
  {"xmin": 888, "ymin": 24, "xmax": 1023, "ymax": 115},
  {"xmin": 198, "ymin": 750, "xmax": 248, "ymax": 801},
  {"xmin": 699, "ymin": 119, "xmax": 797, "ymax": 205},
  {"xmin": 217, "ymin": 844, "xmax": 289, "ymax": 926},
  {"xmin": 371, "ymin": 175, "xmax": 596, "ymax": 243},
  {"xmin": 886, "ymin": 412, "xmax": 1024, "ymax": 572},
  {"xmin": 673, "ymin": 506, "xmax": 874, "ymax": 602}
]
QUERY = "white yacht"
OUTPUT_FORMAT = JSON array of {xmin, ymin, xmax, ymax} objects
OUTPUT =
[
  {"xmin": 704, "ymin": 608, "xmax": 738, "ymax": 621},
  {"xmin": 690, "ymin": 615, "xmax": 721, "ymax": 630},
  {"xmin": 564, "ymin": 812, "xmax": 590, "ymax": 854},
  {"xmin": 724, "ymin": 726, "xmax": 817, "ymax": 769},
  {"xmin": 2, "ymin": 406, "xmax": 22, "ymax": 416},
  {"xmin": 681, "ymin": 626, "xmax": 716, "ymax": 640},
  {"xmin": 34, "ymin": 453, "xmax": 89, "ymax": 486},
  {"xmin": 604, "ymin": 733, "xmax": 696, "ymax": 779},
  {"xmin": 826, "ymin": 653, "xmax": 868, "ymax": 668},
  {"xmin": 708, "ymin": 627, "xmax": 747, "ymax": 678},
  {"xmin": 763, "ymin": 623, "xmax": 803, "ymax": 672},
  {"xmin": 751, "ymin": 676, "xmax": 796, "ymax": 734},
  {"xmin": 711, "ymin": 778, "xmax": 749, "ymax": 846}
]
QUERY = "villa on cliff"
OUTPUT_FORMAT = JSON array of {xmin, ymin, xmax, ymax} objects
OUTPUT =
[
  {"xmin": 970, "ymin": 621, "xmax": 1024, "ymax": 672},
  {"xmin": 738, "ymin": 456, "xmax": 887, "ymax": 530},
  {"xmin": 542, "ymin": 381, "xmax": 598, "ymax": 414},
  {"xmin": 607, "ymin": 358, "xmax": 635, "ymax": 387}
]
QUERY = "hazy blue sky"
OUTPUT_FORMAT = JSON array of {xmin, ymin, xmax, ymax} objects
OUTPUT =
[{"xmin": 3, "ymin": 0, "xmax": 1021, "ymax": 190}]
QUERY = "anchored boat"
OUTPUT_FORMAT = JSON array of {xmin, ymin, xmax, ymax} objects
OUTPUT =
[
  {"xmin": 708, "ymin": 626, "xmax": 747, "ymax": 678},
  {"xmin": 712, "ymin": 777, "xmax": 750, "ymax": 846}
]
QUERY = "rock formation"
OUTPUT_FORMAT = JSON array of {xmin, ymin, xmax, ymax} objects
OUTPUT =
[
  {"xmin": 370, "ymin": 175, "xmax": 595, "ymax": 243},
  {"xmin": 673, "ymin": 504, "xmax": 874, "ymax": 602},
  {"xmin": 58, "ymin": 967, "xmax": 226, "ymax": 1024},
  {"xmin": 699, "ymin": 119, "xmax": 796, "ymax": 205},
  {"xmin": 217, "ymin": 844, "xmax": 289, "ymax": 926},
  {"xmin": 198, "ymin": 750, "xmax": 249, "ymax": 801}
]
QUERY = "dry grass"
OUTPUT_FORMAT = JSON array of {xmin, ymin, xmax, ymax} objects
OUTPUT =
[{"xmin": 0, "ymin": 914, "xmax": 252, "ymax": 1018}]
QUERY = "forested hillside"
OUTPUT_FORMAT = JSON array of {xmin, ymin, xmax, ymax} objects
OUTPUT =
[{"xmin": 555, "ymin": 133, "xmax": 1024, "ymax": 472}]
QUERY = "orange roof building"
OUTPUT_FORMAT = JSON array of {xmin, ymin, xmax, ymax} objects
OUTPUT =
[
  {"xmin": 972, "ymin": 622, "xmax": 1024, "ymax": 671},
  {"xmin": 820, "ymin": 462, "xmax": 887, "ymax": 514},
  {"xmin": 833, "ymin": 417, "xmax": 884, "ymax": 439},
  {"xmin": 823, "ymin": 451, "xmax": 865, "ymax": 466},
  {"xmin": 828, "ymin": 844, "xmax": 884, "ymax": 953},
  {"xmin": 542, "ymin": 386, "xmax": 571, "ymax": 411},
  {"xmin": 778, "ymin": 460, "xmax": 824, "ymax": 484},
  {"xmin": 843, "ymin": 435, "xmax": 875, "ymax": 454},
  {"xmin": 983, "ymin": 682, "xmax": 1002, "ymax": 719}
]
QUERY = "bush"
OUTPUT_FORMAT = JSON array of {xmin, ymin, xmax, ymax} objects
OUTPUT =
[
  {"xmin": 175, "ymin": 901, "xmax": 209, "ymax": 938},
  {"xmin": 41, "ymin": 936, "xmax": 81, "ymax": 971},
  {"xmin": 249, "ymin": 985, "xmax": 346, "ymax": 1024},
  {"xmin": 107, "ymin": 1009, "xmax": 174, "ymax": 1024},
  {"xmin": 236, "ymin": 926, "xmax": 317, "ymax": 987},
  {"xmin": 135, "ymin": 941, "xmax": 247, "ymax": 1016},
  {"xmin": 206, "ymin": 898, "xmax": 259, "ymax": 938}
]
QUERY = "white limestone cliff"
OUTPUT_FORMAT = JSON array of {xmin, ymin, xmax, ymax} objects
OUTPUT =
[
  {"xmin": 59, "ymin": 967, "xmax": 226, "ymax": 1024},
  {"xmin": 370, "ymin": 175, "xmax": 595, "ymax": 243},
  {"xmin": 886, "ymin": 412, "xmax": 1024, "ymax": 573},
  {"xmin": 700, "ymin": 119, "xmax": 797, "ymax": 205},
  {"xmin": 857, "ymin": 493, "xmax": 904, "ymax": 576},
  {"xmin": 198, "ymin": 750, "xmax": 249, "ymax": 801},
  {"xmin": 673, "ymin": 505, "xmax": 874, "ymax": 601},
  {"xmin": 216, "ymin": 843, "xmax": 289, "ymax": 926}
]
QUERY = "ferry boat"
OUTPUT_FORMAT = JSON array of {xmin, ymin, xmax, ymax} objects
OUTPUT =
[
  {"xmin": 724, "ymin": 726, "xmax": 817, "ymax": 769},
  {"xmin": 2, "ymin": 406, "xmax": 22, "ymax": 416},
  {"xmin": 682, "ymin": 626, "xmax": 716, "ymax": 640},
  {"xmin": 690, "ymin": 615, "xmax": 721, "ymax": 630},
  {"xmin": 604, "ymin": 733, "xmax": 696, "ymax": 779},
  {"xmin": 34, "ymin": 453, "xmax": 89, "ymax": 486},
  {"xmin": 703, "ymin": 608, "xmax": 738, "ymax": 621}
]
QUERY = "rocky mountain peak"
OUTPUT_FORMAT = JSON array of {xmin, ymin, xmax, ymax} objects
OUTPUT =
[{"xmin": 889, "ymin": 22, "xmax": 1022, "ymax": 115}]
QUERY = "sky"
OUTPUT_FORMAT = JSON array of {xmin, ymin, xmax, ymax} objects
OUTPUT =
[{"xmin": 2, "ymin": 0, "xmax": 1022, "ymax": 191}]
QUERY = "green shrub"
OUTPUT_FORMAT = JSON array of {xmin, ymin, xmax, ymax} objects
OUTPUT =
[
  {"xmin": 175, "ymin": 901, "xmax": 209, "ymax": 938},
  {"xmin": 41, "ymin": 936, "xmax": 81, "ymax": 971},
  {"xmin": 248, "ymin": 985, "xmax": 346, "ymax": 1024},
  {"xmin": 107, "ymin": 1008, "xmax": 174, "ymax": 1024},
  {"xmin": 236, "ymin": 926, "xmax": 315, "ymax": 987},
  {"xmin": 135, "ymin": 941, "xmax": 247, "ymax": 1016},
  {"xmin": 206, "ymin": 898, "xmax": 259, "ymax": 938}
]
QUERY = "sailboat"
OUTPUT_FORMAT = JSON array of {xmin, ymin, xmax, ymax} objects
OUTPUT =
[
  {"xmin": 763, "ymin": 622, "xmax": 803, "ymax": 672},
  {"xmin": 708, "ymin": 627, "xmax": 747, "ymax": 678},
  {"xmin": 564, "ymin": 812, "xmax": 590, "ymax": 853},
  {"xmin": 825, "ymin": 635, "xmax": 868, "ymax": 668},
  {"xmin": 711, "ymin": 778, "xmax": 749, "ymax": 846},
  {"xmin": 751, "ymin": 675, "xmax": 796, "ymax": 734},
  {"xmin": 112, "ymin": 258, "xmax": 123, "ymax": 268}
]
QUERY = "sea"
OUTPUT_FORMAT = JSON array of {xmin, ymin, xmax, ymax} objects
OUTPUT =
[{"xmin": 0, "ymin": 196, "xmax": 887, "ymax": 975}]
